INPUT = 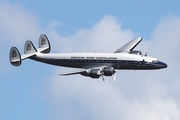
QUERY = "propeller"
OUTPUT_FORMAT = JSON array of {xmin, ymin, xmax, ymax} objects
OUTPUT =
[
  {"xmin": 138, "ymin": 59, "xmax": 147, "ymax": 67},
  {"xmin": 140, "ymin": 49, "xmax": 142, "ymax": 55},
  {"xmin": 113, "ymin": 72, "xmax": 116, "ymax": 82},
  {"xmin": 99, "ymin": 67, "xmax": 117, "ymax": 82},
  {"xmin": 141, "ymin": 49, "xmax": 148, "ymax": 56},
  {"xmin": 97, "ymin": 70, "xmax": 105, "ymax": 82},
  {"xmin": 102, "ymin": 75, "xmax": 105, "ymax": 82},
  {"xmin": 144, "ymin": 52, "xmax": 147, "ymax": 56},
  {"xmin": 139, "ymin": 49, "xmax": 148, "ymax": 56}
]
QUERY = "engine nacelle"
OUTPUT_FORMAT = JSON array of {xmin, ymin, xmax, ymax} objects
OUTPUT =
[
  {"xmin": 103, "ymin": 67, "xmax": 115, "ymax": 76},
  {"xmin": 80, "ymin": 67, "xmax": 115, "ymax": 78},
  {"xmin": 90, "ymin": 69, "xmax": 101, "ymax": 78},
  {"xmin": 130, "ymin": 50, "xmax": 142, "ymax": 55}
]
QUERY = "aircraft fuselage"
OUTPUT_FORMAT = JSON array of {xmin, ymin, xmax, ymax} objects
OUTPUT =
[
  {"xmin": 10, "ymin": 34, "xmax": 167, "ymax": 81},
  {"xmin": 31, "ymin": 52, "xmax": 167, "ymax": 70}
]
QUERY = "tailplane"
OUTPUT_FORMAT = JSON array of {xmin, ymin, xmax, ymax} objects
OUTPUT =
[{"xmin": 9, "ymin": 34, "xmax": 51, "ymax": 66}]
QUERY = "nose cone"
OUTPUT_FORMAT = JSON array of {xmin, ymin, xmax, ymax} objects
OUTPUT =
[{"xmin": 155, "ymin": 61, "xmax": 168, "ymax": 69}]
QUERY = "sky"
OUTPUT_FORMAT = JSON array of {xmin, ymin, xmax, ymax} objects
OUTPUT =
[{"xmin": 1, "ymin": 0, "xmax": 180, "ymax": 120}]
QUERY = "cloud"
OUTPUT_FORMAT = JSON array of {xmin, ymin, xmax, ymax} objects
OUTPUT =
[
  {"xmin": 45, "ymin": 15, "xmax": 180, "ymax": 120},
  {"xmin": 46, "ymin": 15, "xmax": 134, "ymax": 53},
  {"xmin": 0, "ymin": 2, "xmax": 42, "ymax": 46},
  {"xmin": 0, "ymin": 2, "xmax": 43, "ymax": 73},
  {"xmin": 2, "ymin": 2, "xmax": 180, "ymax": 119}
]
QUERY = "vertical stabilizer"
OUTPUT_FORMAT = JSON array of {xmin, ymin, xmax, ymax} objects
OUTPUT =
[
  {"xmin": 24, "ymin": 40, "xmax": 37, "ymax": 54},
  {"xmin": 38, "ymin": 34, "xmax": 51, "ymax": 53},
  {"xmin": 9, "ymin": 47, "xmax": 21, "ymax": 66}
]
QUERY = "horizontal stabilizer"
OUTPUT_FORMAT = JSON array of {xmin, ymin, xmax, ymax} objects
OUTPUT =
[
  {"xmin": 114, "ymin": 37, "xmax": 142, "ymax": 53},
  {"xmin": 21, "ymin": 53, "xmax": 36, "ymax": 60}
]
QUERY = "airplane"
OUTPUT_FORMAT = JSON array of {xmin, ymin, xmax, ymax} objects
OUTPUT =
[{"xmin": 9, "ymin": 34, "xmax": 167, "ymax": 82}]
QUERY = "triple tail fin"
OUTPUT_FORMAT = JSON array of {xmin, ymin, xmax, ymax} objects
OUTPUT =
[{"xmin": 9, "ymin": 34, "xmax": 51, "ymax": 66}]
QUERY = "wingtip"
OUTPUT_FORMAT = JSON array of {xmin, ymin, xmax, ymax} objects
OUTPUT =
[
  {"xmin": 139, "ymin": 37, "xmax": 143, "ymax": 40},
  {"xmin": 114, "ymin": 37, "xmax": 143, "ymax": 53}
]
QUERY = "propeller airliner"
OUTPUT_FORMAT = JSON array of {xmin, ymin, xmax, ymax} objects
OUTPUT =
[{"xmin": 9, "ymin": 34, "xmax": 167, "ymax": 82}]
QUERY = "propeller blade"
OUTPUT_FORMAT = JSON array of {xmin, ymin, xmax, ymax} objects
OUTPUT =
[
  {"xmin": 140, "ymin": 49, "xmax": 142, "ymax": 56},
  {"xmin": 113, "ymin": 72, "xmax": 116, "ymax": 82},
  {"xmin": 145, "ymin": 53, "xmax": 147, "ymax": 56},
  {"xmin": 102, "ymin": 75, "xmax": 105, "ymax": 83}
]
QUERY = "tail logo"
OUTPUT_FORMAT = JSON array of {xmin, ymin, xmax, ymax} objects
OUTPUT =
[
  {"xmin": 41, "ymin": 38, "xmax": 46, "ymax": 45},
  {"xmin": 26, "ymin": 43, "xmax": 31, "ymax": 51},
  {"xmin": 12, "ymin": 50, "xmax": 17, "ymax": 58}
]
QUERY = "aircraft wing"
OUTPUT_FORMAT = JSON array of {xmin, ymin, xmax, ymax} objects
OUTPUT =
[
  {"xmin": 59, "ymin": 69, "xmax": 87, "ymax": 76},
  {"xmin": 114, "ymin": 37, "xmax": 142, "ymax": 53},
  {"xmin": 59, "ymin": 65, "xmax": 110, "ymax": 76}
]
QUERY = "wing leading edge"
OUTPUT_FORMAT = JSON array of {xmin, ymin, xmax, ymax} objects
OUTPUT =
[
  {"xmin": 114, "ymin": 37, "xmax": 142, "ymax": 53},
  {"xmin": 59, "ymin": 69, "xmax": 87, "ymax": 76}
]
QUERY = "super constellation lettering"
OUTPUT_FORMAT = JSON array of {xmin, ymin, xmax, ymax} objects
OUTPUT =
[
  {"xmin": 96, "ymin": 57, "xmax": 117, "ymax": 60},
  {"xmin": 71, "ymin": 56, "xmax": 117, "ymax": 60},
  {"xmin": 71, "ymin": 57, "xmax": 85, "ymax": 59},
  {"xmin": 86, "ymin": 57, "xmax": 95, "ymax": 59}
]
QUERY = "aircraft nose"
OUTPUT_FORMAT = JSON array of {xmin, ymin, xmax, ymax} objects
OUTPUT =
[{"xmin": 156, "ymin": 61, "xmax": 168, "ymax": 68}]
